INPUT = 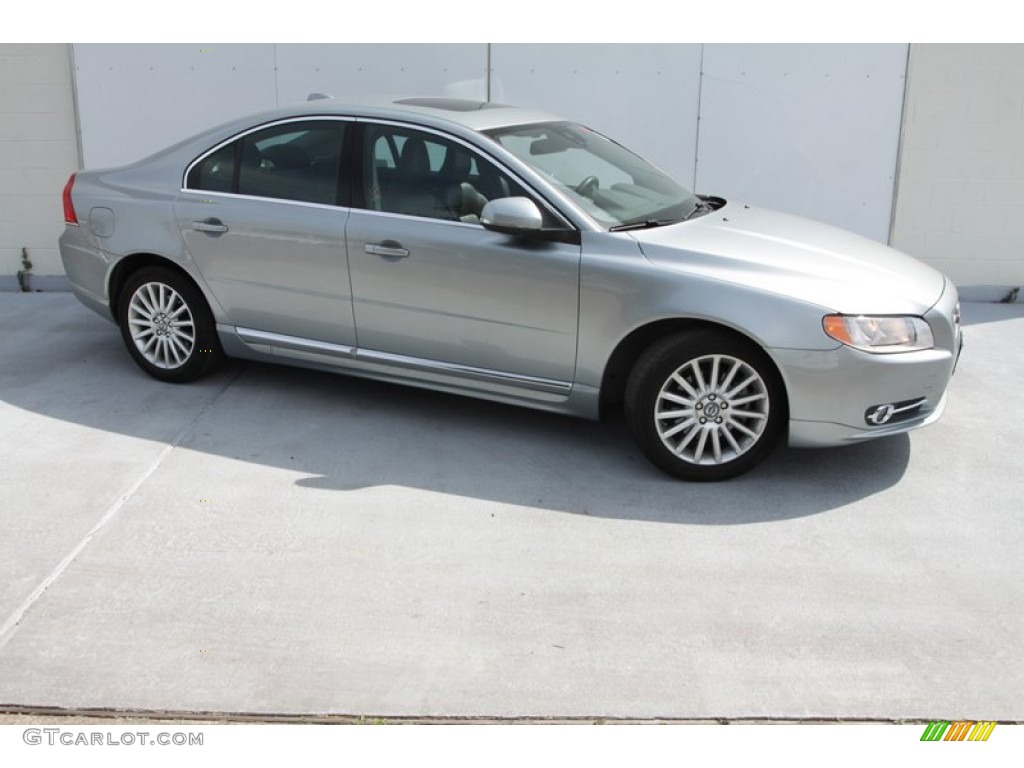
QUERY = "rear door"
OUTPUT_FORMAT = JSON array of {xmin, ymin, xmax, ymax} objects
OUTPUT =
[{"xmin": 175, "ymin": 118, "xmax": 356, "ymax": 346}]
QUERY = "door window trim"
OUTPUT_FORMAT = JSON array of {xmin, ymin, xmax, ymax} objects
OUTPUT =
[{"xmin": 181, "ymin": 116, "xmax": 354, "ymax": 209}]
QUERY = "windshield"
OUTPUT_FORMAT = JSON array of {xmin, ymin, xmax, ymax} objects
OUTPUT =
[{"xmin": 484, "ymin": 121, "xmax": 699, "ymax": 229}]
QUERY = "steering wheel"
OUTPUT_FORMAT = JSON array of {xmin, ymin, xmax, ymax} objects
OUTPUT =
[{"xmin": 575, "ymin": 175, "xmax": 600, "ymax": 198}]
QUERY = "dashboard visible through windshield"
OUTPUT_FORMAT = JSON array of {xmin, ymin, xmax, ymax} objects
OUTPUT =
[{"xmin": 484, "ymin": 121, "xmax": 699, "ymax": 229}]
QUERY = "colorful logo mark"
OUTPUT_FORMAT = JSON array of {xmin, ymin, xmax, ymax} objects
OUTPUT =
[{"xmin": 920, "ymin": 721, "xmax": 996, "ymax": 742}]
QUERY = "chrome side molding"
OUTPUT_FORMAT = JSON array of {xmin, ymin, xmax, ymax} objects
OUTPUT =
[{"xmin": 235, "ymin": 327, "xmax": 572, "ymax": 396}]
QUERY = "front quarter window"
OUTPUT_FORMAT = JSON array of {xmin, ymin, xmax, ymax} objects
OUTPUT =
[{"xmin": 485, "ymin": 122, "xmax": 699, "ymax": 229}]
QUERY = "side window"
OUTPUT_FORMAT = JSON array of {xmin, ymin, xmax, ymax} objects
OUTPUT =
[
  {"xmin": 238, "ymin": 121, "xmax": 346, "ymax": 205},
  {"xmin": 363, "ymin": 125, "xmax": 530, "ymax": 223},
  {"xmin": 187, "ymin": 143, "xmax": 235, "ymax": 193},
  {"xmin": 187, "ymin": 120, "xmax": 347, "ymax": 205}
]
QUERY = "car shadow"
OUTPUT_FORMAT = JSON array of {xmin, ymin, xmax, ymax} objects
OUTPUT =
[
  {"xmin": 3, "ymin": 295, "xmax": 911, "ymax": 526},
  {"xmin": 251, "ymin": 362, "xmax": 910, "ymax": 525}
]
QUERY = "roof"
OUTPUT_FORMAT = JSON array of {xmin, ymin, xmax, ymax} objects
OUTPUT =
[
  {"xmin": 246, "ymin": 95, "xmax": 566, "ymax": 134},
  {"xmin": 106, "ymin": 96, "xmax": 568, "ymax": 177}
]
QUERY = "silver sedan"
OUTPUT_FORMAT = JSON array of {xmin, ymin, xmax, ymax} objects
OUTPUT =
[{"xmin": 59, "ymin": 97, "xmax": 962, "ymax": 480}]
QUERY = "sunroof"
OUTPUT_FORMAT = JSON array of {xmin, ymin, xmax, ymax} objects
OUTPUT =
[{"xmin": 394, "ymin": 98, "xmax": 508, "ymax": 112}]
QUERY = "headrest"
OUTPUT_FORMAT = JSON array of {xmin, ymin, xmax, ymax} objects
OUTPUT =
[{"xmin": 399, "ymin": 137, "xmax": 431, "ymax": 176}]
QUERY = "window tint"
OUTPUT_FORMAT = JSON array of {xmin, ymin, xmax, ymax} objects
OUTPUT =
[
  {"xmin": 238, "ymin": 121, "xmax": 346, "ymax": 205},
  {"xmin": 363, "ymin": 124, "xmax": 528, "ymax": 223},
  {"xmin": 187, "ymin": 120, "xmax": 347, "ymax": 205},
  {"xmin": 187, "ymin": 143, "xmax": 235, "ymax": 193}
]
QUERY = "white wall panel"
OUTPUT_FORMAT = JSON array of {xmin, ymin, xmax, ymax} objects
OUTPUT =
[
  {"xmin": 275, "ymin": 44, "xmax": 487, "ymax": 105},
  {"xmin": 891, "ymin": 44, "xmax": 1024, "ymax": 290},
  {"xmin": 74, "ymin": 44, "xmax": 489, "ymax": 170},
  {"xmin": 71, "ymin": 43, "xmax": 907, "ymax": 245},
  {"xmin": 695, "ymin": 44, "xmax": 908, "ymax": 242},
  {"xmin": 36, "ymin": 43, "xmax": 1024, "ymax": 286},
  {"xmin": 491, "ymin": 44, "xmax": 702, "ymax": 186},
  {"xmin": 73, "ymin": 44, "xmax": 277, "ymax": 169},
  {"xmin": 73, "ymin": 44, "xmax": 903, "ymax": 242},
  {"xmin": 0, "ymin": 44, "xmax": 79, "ymax": 281}
]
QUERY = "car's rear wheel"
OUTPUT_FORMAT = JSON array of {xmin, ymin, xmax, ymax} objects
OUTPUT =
[
  {"xmin": 118, "ymin": 266, "xmax": 223, "ymax": 382},
  {"xmin": 625, "ymin": 329, "xmax": 786, "ymax": 481}
]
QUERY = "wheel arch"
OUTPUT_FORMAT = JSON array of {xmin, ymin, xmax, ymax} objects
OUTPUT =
[
  {"xmin": 113, "ymin": 256, "xmax": 225, "ymax": 382},
  {"xmin": 108, "ymin": 254, "xmax": 205, "ymax": 323},
  {"xmin": 599, "ymin": 318, "xmax": 790, "ymax": 419}
]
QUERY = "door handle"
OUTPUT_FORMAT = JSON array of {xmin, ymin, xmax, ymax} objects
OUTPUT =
[
  {"xmin": 193, "ymin": 218, "xmax": 229, "ymax": 234},
  {"xmin": 364, "ymin": 241, "xmax": 409, "ymax": 259}
]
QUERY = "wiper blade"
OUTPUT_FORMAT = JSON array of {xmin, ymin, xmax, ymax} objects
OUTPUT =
[
  {"xmin": 608, "ymin": 218, "xmax": 679, "ymax": 232},
  {"xmin": 683, "ymin": 200, "xmax": 714, "ymax": 221}
]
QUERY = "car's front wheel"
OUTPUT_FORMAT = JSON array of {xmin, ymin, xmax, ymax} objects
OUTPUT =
[
  {"xmin": 625, "ymin": 329, "xmax": 786, "ymax": 481},
  {"xmin": 117, "ymin": 266, "xmax": 223, "ymax": 383}
]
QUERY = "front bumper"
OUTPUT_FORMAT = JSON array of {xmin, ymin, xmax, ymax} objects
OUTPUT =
[
  {"xmin": 777, "ymin": 281, "xmax": 961, "ymax": 448},
  {"xmin": 788, "ymin": 392, "xmax": 948, "ymax": 447}
]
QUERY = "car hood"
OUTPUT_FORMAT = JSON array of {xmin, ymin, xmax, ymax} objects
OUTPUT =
[{"xmin": 630, "ymin": 203, "xmax": 946, "ymax": 315}]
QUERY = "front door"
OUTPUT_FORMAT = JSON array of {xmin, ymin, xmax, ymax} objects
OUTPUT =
[{"xmin": 346, "ymin": 122, "xmax": 581, "ymax": 384}]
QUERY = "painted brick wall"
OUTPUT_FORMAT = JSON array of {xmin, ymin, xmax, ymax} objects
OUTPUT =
[
  {"xmin": 892, "ymin": 44, "xmax": 1024, "ymax": 294},
  {"xmin": 0, "ymin": 44, "xmax": 80, "ymax": 287}
]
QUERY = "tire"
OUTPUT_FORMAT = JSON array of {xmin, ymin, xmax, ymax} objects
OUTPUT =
[
  {"xmin": 117, "ymin": 266, "xmax": 223, "ymax": 383},
  {"xmin": 625, "ymin": 329, "xmax": 786, "ymax": 481}
]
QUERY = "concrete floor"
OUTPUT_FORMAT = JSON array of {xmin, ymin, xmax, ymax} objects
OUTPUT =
[{"xmin": 0, "ymin": 293, "xmax": 1021, "ymax": 720}]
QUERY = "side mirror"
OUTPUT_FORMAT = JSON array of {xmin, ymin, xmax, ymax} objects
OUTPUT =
[{"xmin": 480, "ymin": 197, "xmax": 544, "ymax": 235}]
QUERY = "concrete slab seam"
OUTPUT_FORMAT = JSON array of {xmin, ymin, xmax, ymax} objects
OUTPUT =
[{"xmin": 0, "ymin": 366, "xmax": 246, "ymax": 653}]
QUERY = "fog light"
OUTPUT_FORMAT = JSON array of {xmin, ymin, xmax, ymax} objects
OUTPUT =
[
  {"xmin": 866, "ymin": 404, "xmax": 896, "ymax": 425},
  {"xmin": 864, "ymin": 397, "xmax": 928, "ymax": 426}
]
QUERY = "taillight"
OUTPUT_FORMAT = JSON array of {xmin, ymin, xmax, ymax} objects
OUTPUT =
[{"xmin": 62, "ymin": 172, "xmax": 78, "ymax": 225}]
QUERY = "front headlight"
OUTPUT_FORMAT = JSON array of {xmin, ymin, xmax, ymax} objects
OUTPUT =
[{"xmin": 822, "ymin": 315, "xmax": 934, "ymax": 353}]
